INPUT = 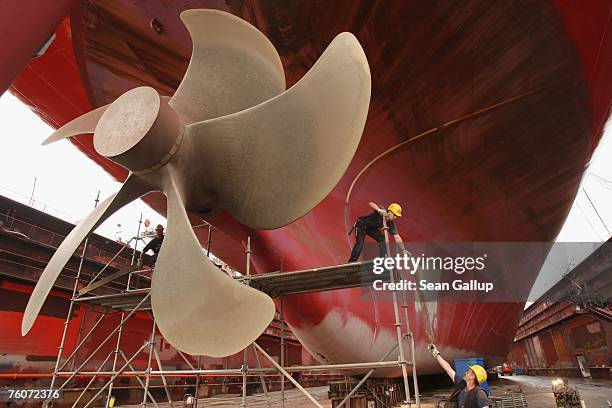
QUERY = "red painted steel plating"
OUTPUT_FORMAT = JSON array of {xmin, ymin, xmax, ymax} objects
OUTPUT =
[{"xmin": 5, "ymin": 0, "xmax": 612, "ymax": 375}]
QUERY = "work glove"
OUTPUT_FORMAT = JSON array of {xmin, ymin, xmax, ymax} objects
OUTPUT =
[
  {"xmin": 428, "ymin": 343, "xmax": 440, "ymax": 358},
  {"xmin": 376, "ymin": 208, "xmax": 387, "ymax": 217}
]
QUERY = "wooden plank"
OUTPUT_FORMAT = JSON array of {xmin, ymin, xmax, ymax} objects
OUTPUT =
[{"xmin": 78, "ymin": 265, "xmax": 141, "ymax": 295}]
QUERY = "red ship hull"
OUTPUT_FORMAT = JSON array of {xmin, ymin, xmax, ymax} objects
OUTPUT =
[{"xmin": 4, "ymin": 0, "xmax": 612, "ymax": 376}]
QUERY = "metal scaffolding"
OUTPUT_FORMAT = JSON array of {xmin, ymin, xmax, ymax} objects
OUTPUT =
[{"xmin": 41, "ymin": 220, "xmax": 422, "ymax": 408}]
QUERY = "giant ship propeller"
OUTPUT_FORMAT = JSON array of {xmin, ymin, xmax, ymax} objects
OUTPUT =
[{"xmin": 22, "ymin": 9, "xmax": 371, "ymax": 357}]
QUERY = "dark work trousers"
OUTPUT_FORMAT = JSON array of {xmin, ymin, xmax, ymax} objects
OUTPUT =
[
  {"xmin": 348, "ymin": 223, "xmax": 387, "ymax": 262},
  {"xmin": 143, "ymin": 253, "xmax": 158, "ymax": 267}
]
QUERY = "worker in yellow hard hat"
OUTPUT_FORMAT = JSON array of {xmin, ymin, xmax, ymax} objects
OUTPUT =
[
  {"xmin": 428, "ymin": 344, "xmax": 492, "ymax": 408},
  {"xmin": 348, "ymin": 202, "xmax": 407, "ymax": 262}
]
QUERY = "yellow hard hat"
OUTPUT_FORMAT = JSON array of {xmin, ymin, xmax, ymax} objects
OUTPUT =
[
  {"xmin": 387, "ymin": 203, "xmax": 402, "ymax": 217},
  {"xmin": 469, "ymin": 365, "xmax": 487, "ymax": 385}
]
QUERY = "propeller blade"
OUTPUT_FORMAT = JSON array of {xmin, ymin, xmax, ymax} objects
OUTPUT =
[
  {"xmin": 42, "ymin": 96, "xmax": 173, "ymax": 147},
  {"xmin": 151, "ymin": 170, "xmax": 275, "ymax": 357},
  {"xmin": 41, "ymin": 104, "xmax": 110, "ymax": 146},
  {"xmin": 170, "ymin": 9, "xmax": 285, "ymax": 123},
  {"xmin": 21, "ymin": 175, "xmax": 153, "ymax": 335},
  {"xmin": 187, "ymin": 32, "xmax": 371, "ymax": 229}
]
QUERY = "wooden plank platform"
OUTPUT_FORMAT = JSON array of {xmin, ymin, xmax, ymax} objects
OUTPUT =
[
  {"xmin": 75, "ymin": 260, "xmax": 386, "ymax": 310},
  {"xmin": 249, "ymin": 260, "xmax": 379, "ymax": 297}
]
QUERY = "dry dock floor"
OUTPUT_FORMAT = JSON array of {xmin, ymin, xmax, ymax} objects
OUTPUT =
[{"xmin": 120, "ymin": 376, "xmax": 612, "ymax": 407}]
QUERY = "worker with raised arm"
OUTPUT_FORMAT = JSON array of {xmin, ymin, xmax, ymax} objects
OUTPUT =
[
  {"xmin": 428, "ymin": 344, "xmax": 492, "ymax": 408},
  {"xmin": 348, "ymin": 202, "xmax": 407, "ymax": 262},
  {"xmin": 137, "ymin": 224, "xmax": 165, "ymax": 268}
]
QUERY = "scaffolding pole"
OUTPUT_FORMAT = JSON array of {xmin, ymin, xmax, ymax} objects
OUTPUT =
[
  {"xmin": 88, "ymin": 237, "xmax": 136, "ymax": 286},
  {"xmin": 141, "ymin": 318, "xmax": 157, "ymax": 407},
  {"xmin": 119, "ymin": 350, "xmax": 159, "ymax": 408},
  {"xmin": 106, "ymin": 264, "xmax": 137, "ymax": 407},
  {"xmin": 251, "ymin": 344, "xmax": 272, "ymax": 408},
  {"xmin": 194, "ymin": 355, "xmax": 202, "ymax": 408},
  {"xmin": 153, "ymin": 347, "xmax": 173, "ymax": 404},
  {"xmin": 46, "ymin": 292, "xmax": 151, "ymax": 406},
  {"xmin": 46, "ymin": 192, "xmax": 99, "ymax": 408},
  {"xmin": 335, "ymin": 342, "xmax": 399, "ymax": 408},
  {"xmin": 105, "ymin": 311, "xmax": 126, "ymax": 407},
  {"xmin": 83, "ymin": 342, "xmax": 151, "ymax": 408},
  {"xmin": 253, "ymin": 343, "xmax": 324, "ymax": 408},
  {"xmin": 176, "ymin": 350, "xmax": 196, "ymax": 370},
  {"xmin": 242, "ymin": 236, "xmax": 252, "ymax": 407},
  {"xmin": 57, "ymin": 360, "xmax": 409, "ymax": 376},
  {"xmin": 37, "ymin": 212, "xmax": 429, "ymax": 407},
  {"xmin": 280, "ymin": 295, "xmax": 286, "ymax": 408},
  {"xmin": 71, "ymin": 350, "xmax": 114, "ymax": 408},
  {"xmin": 401, "ymin": 279, "xmax": 421, "ymax": 406},
  {"xmin": 241, "ymin": 348, "xmax": 248, "ymax": 407},
  {"xmin": 130, "ymin": 213, "xmax": 143, "ymax": 266},
  {"xmin": 382, "ymin": 215, "xmax": 413, "ymax": 406},
  {"xmin": 57, "ymin": 312, "xmax": 107, "ymax": 372}
]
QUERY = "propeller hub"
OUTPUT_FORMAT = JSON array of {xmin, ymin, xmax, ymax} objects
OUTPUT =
[{"xmin": 94, "ymin": 86, "xmax": 184, "ymax": 172}]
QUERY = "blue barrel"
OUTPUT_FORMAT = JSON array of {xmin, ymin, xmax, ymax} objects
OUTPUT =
[{"xmin": 453, "ymin": 358, "xmax": 490, "ymax": 395}]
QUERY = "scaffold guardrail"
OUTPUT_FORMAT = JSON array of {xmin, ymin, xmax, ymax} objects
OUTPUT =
[{"xmin": 40, "ymin": 217, "xmax": 422, "ymax": 408}]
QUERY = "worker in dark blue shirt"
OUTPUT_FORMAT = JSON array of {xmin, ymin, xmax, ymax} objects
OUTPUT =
[
  {"xmin": 429, "ymin": 344, "xmax": 492, "ymax": 408},
  {"xmin": 348, "ymin": 202, "xmax": 407, "ymax": 262}
]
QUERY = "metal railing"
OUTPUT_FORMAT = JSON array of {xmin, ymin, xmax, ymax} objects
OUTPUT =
[{"xmin": 1, "ymin": 212, "xmax": 133, "ymax": 269}]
